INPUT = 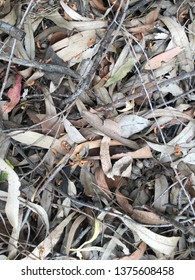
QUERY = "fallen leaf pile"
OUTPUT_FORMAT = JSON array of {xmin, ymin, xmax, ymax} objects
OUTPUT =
[{"xmin": 0, "ymin": 0, "xmax": 195, "ymax": 260}]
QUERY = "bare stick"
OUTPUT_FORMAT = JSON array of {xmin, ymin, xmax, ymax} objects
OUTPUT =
[
  {"xmin": 0, "ymin": 54, "xmax": 80, "ymax": 79},
  {"xmin": 0, "ymin": 20, "xmax": 25, "ymax": 40}
]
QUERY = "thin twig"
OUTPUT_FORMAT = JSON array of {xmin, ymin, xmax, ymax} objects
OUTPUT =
[{"xmin": 96, "ymin": 70, "xmax": 195, "ymax": 111}]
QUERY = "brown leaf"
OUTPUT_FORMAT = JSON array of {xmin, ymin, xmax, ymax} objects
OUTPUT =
[
  {"xmin": 95, "ymin": 166, "xmax": 112, "ymax": 198},
  {"xmin": 144, "ymin": 7, "xmax": 160, "ymax": 24},
  {"xmin": 89, "ymin": 0, "xmax": 107, "ymax": 11},
  {"xmin": 115, "ymin": 186, "xmax": 133, "ymax": 215},
  {"xmin": 80, "ymin": 161, "xmax": 97, "ymax": 197},
  {"xmin": 131, "ymin": 209, "xmax": 170, "ymax": 225},
  {"xmin": 116, "ymin": 242, "xmax": 147, "ymax": 260}
]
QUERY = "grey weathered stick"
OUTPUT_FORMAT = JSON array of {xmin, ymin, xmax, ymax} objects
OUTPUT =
[
  {"xmin": 0, "ymin": 54, "xmax": 80, "ymax": 79},
  {"xmin": 96, "ymin": 70, "xmax": 195, "ymax": 111},
  {"xmin": 0, "ymin": 20, "xmax": 25, "ymax": 40}
]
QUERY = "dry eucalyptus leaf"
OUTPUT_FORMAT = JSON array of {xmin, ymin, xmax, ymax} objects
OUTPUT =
[
  {"xmin": 52, "ymin": 30, "xmax": 96, "ymax": 63},
  {"xmin": 9, "ymin": 131, "xmax": 66, "ymax": 154},
  {"xmin": 0, "ymin": 159, "xmax": 20, "ymax": 229},
  {"xmin": 24, "ymin": 16, "xmax": 35, "ymax": 60},
  {"xmin": 122, "ymin": 215, "xmax": 180, "ymax": 255},
  {"xmin": 153, "ymin": 175, "xmax": 169, "ymax": 213},
  {"xmin": 24, "ymin": 212, "xmax": 76, "ymax": 260},
  {"xmin": 80, "ymin": 162, "xmax": 97, "ymax": 197},
  {"xmin": 64, "ymin": 118, "xmax": 86, "ymax": 144},
  {"xmin": 100, "ymin": 136, "xmax": 112, "ymax": 178},
  {"xmin": 115, "ymin": 114, "xmax": 151, "ymax": 138},
  {"xmin": 19, "ymin": 197, "xmax": 50, "ymax": 234},
  {"xmin": 144, "ymin": 47, "xmax": 183, "ymax": 70},
  {"xmin": 115, "ymin": 186, "xmax": 133, "ymax": 214},
  {"xmin": 95, "ymin": 166, "xmax": 112, "ymax": 198},
  {"xmin": 111, "ymin": 155, "xmax": 133, "ymax": 178},
  {"xmin": 131, "ymin": 209, "xmax": 169, "ymax": 225},
  {"xmin": 117, "ymin": 242, "xmax": 147, "ymax": 260},
  {"xmin": 66, "ymin": 215, "xmax": 87, "ymax": 256},
  {"xmin": 105, "ymin": 57, "xmax": 136, "ymax": 87},
  {"xmin": 159, "ymin": 16, "xmax": 194, "ymax": 72},
  {"xmin": 101, "ymin": 225, "xmax": 127, "ymax": 260},
  {"xmin": 60, "ymin": 1, "xmax": 92, "ymax": 21}
]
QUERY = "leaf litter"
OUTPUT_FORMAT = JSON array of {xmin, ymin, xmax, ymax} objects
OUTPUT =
[{"xmin": 0, "ymin": 0, "xmax": 195, "ymax": 260}]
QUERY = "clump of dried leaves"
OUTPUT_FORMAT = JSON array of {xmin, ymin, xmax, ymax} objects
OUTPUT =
[{"xmin": 0, "ymin": 0, "xmax": 195, "ymax": 260}]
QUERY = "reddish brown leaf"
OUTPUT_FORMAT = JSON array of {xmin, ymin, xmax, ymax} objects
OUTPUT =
[
  {"xmin": 2, "ymin": 75, "xmax": 22, "ymax": 113},
  {"xmin": 116, "ymin": 242, "xmax": 147, "ymax": 260},
  {"xmin": 115, "ymin": 186, "xmax": 133, "ymax": 215},
  {"xmin": 145, "ymin": 47, "xmax": 183, "ymax": 70},
  {"xmin": 95, "ymin": 166, "xmax": 112, "ymax": 198}
]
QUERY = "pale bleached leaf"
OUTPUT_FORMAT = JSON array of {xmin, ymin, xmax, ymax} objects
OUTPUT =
[
  {"xmin": 122, "ymin": 215, "xmax": 180, "ymax": 255},
  {"xmin": 9, "ymin": 131, "xmax": 66, "ymax": 154},
  {"xmin": 46, "ymin": 11, "xmax": 106, "ymax": 31},
  {"xmin": 188, "ymin": 21, "xmax": 195, "ymax": 56},
  {"xmin": 0, "ymin": 159, "xmax": 20, "ymax": 229},
  {"xmin": 45, "ymin": 10, "xmax": 73, "ymax": 30},
  {"xmin": 147, "ymin": 141, "xmax": 174, "ymax": 155},
  {"xmin": 153, "ymin": 175, "xmax": 169, "ymax": 213},
  {"xmin": 41, "ymin": 86, "xmax": 56, "ymax": 116},
  {"xmin": 24, "ymin": 16, "xmax": 35, "ymax": 60},
  {"xmin": 52, "ymin": 30, "xmax": 96, "ymax": 62},
  {"xmin": 116, "ymin": 115, "xmax": 151, "ymax": 138},
  {"xmin": 8, "ymin": 210, "xmax": 23, "ymax": 259},
  {"xmin": 168, "ymin": 121, "xmax": 195, "ymax": 145},
  {"xmin": 60, "ymin": 1, "xmax": 92, "ymax": 21},
  {"xmin": 100, "ymin": 136, "xmax": 112, "ymax": 178},
  {"xmin": 71, "ymin": 21, "xmax": 107, "ymax": 31},
  {"xmin": 72, "ymin": 219, "xmax": 102, "ymax": 252},
  {"xmin": 78, "ymin": 104, "xmax": 139, "ymax": 150},
  {"xmin": 160, "ymin": 83, "xmax": 183, "ymax": 96},
  {"xmin": 64, "ymin": 118, "xmax": 86, "ymax": 144},
  {"xmin": 183, "ymin": 152, "xmax": 195, "ymax": 165}
]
